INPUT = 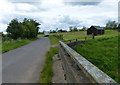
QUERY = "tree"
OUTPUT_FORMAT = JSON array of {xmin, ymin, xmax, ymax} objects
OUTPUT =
[
  {"xmin": 55, "ymin": 28, "xmax": 58, "ymax": 32},
  {"xmin": 21, "ymin": 18, "xmax": 40, "ymax": 39},
  {"xmin": 1, "ymin": 32, "xmax": 10, "ymax": 41},
  {"xmin": 49, "ymin": 30, "xmax": 57, "ymax": 33},
  {"xmin": 6, "ymin": 18, "xmax": 21, "ymax": 39},
  {"xmin": 58, "ymin": 29, "xmax": 67, "ymax": 32},
  {"xmin": 69, "ymin": 26, "xmax": 78, "ymax": 32},
  {"xmin": 106, "ymin": 21, "xmax": 117, "ymax": 29},
  {"xmin": 73, "ymin": 26, "xmax": 78, "ymax": 31},
  {"xmin": 81, "ymin": 26, "xmax": 86, "ymax": 31},
  {"xmin": 69, "ymin": 26, "xmax": 73, "ymax": 32},
  {"xmin": 117, "ymin": 23, "xmax": 120, "ymax": 29},
  {"xmin": 6, "ymin": 18, "xmax": 41, "ymax": 39}
]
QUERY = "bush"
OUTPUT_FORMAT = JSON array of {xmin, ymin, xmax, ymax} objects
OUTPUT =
[{"xmin": 6, "ymin": 18, "xmax": 41, "ymax": 39}]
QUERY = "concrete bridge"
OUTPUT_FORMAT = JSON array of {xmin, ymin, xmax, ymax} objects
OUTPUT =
[{"xmin": 59, "ymin": 39, "xmax": 119, "ymax": 84}]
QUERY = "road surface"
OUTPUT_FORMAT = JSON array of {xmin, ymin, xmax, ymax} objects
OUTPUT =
[{"xmin": 2, "ymin": 37, "xmax": 50, "ymax": 83}]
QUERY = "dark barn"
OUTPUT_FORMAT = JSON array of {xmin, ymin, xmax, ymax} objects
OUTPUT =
[{"xmin": 87, "ymin": 26, "xmax": 104, "ymax": 36}]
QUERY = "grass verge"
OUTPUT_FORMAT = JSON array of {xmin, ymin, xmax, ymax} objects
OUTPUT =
[
  {"xmin": 39, "ymin": 47, "xmax": 58, "ymax": 83},
  {"xmin": 2, "ymin": 39, "xmax": 36, "ymax": 53},
  {"xmin": 38, "ymin": 34, "xmax": 44, "ymax": 37},
  {"xmin": 74, "ymin": 36, "xmax": 120, "ymax": 83},
  {"xmin": 48, "ymin": 36, "xmax": 60, "ymax": 45}
]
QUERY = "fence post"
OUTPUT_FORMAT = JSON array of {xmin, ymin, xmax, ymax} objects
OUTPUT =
[
  {"xmin": 62, "ymin": 35, "xmax": 63, "ymax": 40},
  {"xmin": 60, "ymin": 35, "xmax": 61, "ymax": 40},
  {"xmin": 92, "ymin": 34, "xmax": 95, "ymax": 39},
  {"xmin": 61, "ymin": 34, "xmax": 63, "ymax": 40},
  {"xmin": 85, "ymin": 37, "xmax": 87, "ymax": 40}
]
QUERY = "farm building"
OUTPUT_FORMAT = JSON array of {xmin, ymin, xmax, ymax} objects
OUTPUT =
[{"xmin": 87, "ymin": 26, "xmax": 104, "ymax": 36}]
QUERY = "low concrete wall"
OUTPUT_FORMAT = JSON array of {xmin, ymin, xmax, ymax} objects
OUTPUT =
[
  {"xmin": 59, "ymin": 41, "xmax": 119, "ymax": 84},
  {"xmin": 59, "ymin": 44, "xmax": 91, "ymax": 83}
]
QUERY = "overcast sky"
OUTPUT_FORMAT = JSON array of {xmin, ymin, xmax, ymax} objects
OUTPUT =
[{"xmin": 0, "ymin": 0, "xmax": 119, "ymax": 32}]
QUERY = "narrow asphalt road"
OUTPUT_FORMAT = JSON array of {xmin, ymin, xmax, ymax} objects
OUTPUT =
[{"xmin": 2, "ymin": 37, "xmax": 50, "ymax": 83}]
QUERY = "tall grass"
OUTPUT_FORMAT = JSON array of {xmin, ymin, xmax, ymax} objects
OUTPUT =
[
  {"xmin": 39, "ymin": 47, "xmax": 58, "ymax": 83},
  {"xmin": 48, "ymin": 36, "xmax": 60, "ymax": 45},
  {"xmin": 2, "ymin": 39, "xmax": 36, "ymax": 53},
  {"xmin": 74, "ymin": 36, "xmax": 120, "ymax": 83}
]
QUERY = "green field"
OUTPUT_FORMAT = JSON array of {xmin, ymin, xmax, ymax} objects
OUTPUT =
[
  {"xmin": 63, "ymin": 31, "xmax": 87, "ymax": 40},
  {"xmin": 2, "ymin": 39, "xmax": 36, "ymax": 53},
  {"xmin": 48, "ymin": 36, "xmax": 60, "ymax": 45},
  {"xmin": 50, "ymin": 30, "xmax": 119, "ymax": 82},
  {"xmin": 74, "ymin": 35, "xmax": 120, "ymax": 83},
  {"xmin": 39, "ymin": 30, "xmax": 119, "ymax": 83},
  {"xmin": 50, "ymin": 30, "xmax": 118, "ymax": 40}
]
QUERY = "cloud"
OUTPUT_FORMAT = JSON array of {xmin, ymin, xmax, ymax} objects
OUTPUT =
[
  {"xmin": 0, "ymin": 0, "xmax": 118, "ymax": 33},
  {"xmin": 64, "ymin": 2, "xmax": 101, "ymax": 6},
  {"xmin": 0, "ymin": 24, "xmax": 8, "ymax": 32},
  {"xmin": 58, "ymin": 15, "xmax": 80, "ymax": 25},
  {"xmin": 14, "ymin": 3, "xmax": 38, "ymax": 12}
]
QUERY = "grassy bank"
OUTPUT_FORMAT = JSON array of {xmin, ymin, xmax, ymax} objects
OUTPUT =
[
  {"xmin": 48, "ymin": 36, "xmax": 60, "ymax": 45},
  {"xmin": 2, "ymin": 39, "xmax": 36, "ymax": 53},
  {"xmin": 74, "ymin": 36, "xmax": 120, "ymax": 83},
  {"xmin": 39, "ymin": 35, "xmax": 59, "ymax": 83},
  {"xmin": 39, "ymin": 47, "xmax": 58, "ymax": 83}
]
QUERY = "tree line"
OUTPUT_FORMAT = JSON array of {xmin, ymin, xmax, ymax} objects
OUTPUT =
[
  {"xmin": 1, "ymin": 19, "xmax": 120, "ymax": 40},
  {"xmin": 2, "ymin": 18, "xmax": 40, "ymax": 40},
  {"xmin": 44, "ymin": 20, "xmax": 120, "ymax": 33},
  {"xmin": 105, "ymin": 21, "xmax": 120, "ymax": 29}
]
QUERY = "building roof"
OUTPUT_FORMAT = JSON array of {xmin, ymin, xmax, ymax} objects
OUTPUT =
[{"xmin": 91, "ymin": 26, "xmax": 104, "ymax": 30}]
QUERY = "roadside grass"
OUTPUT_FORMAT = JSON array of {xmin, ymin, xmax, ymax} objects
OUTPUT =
[
  {"xmin": 48, "ymin": 35, "xmax": 60, "ymax": 45},
  {"xmin": 74, "ymin": 36, "xmax": 120, "ymax": 83},
  {"xmin": 0, "ymin": 42, "xmax": 2, "ymax": 54},
  {"xmin": 2, "ymin": 39, "xmax": 36, "ymax": 53},
  {"xmin": 38, "ymin": 34, "xmax": 44, "ymax": 37},
  {"xmin": 39, "ymin": 47, "xmax": 58, "ymax": 83},
  {"xmin": 39, "ymin": 35, "xmax": 59, "ymax": 83}
]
